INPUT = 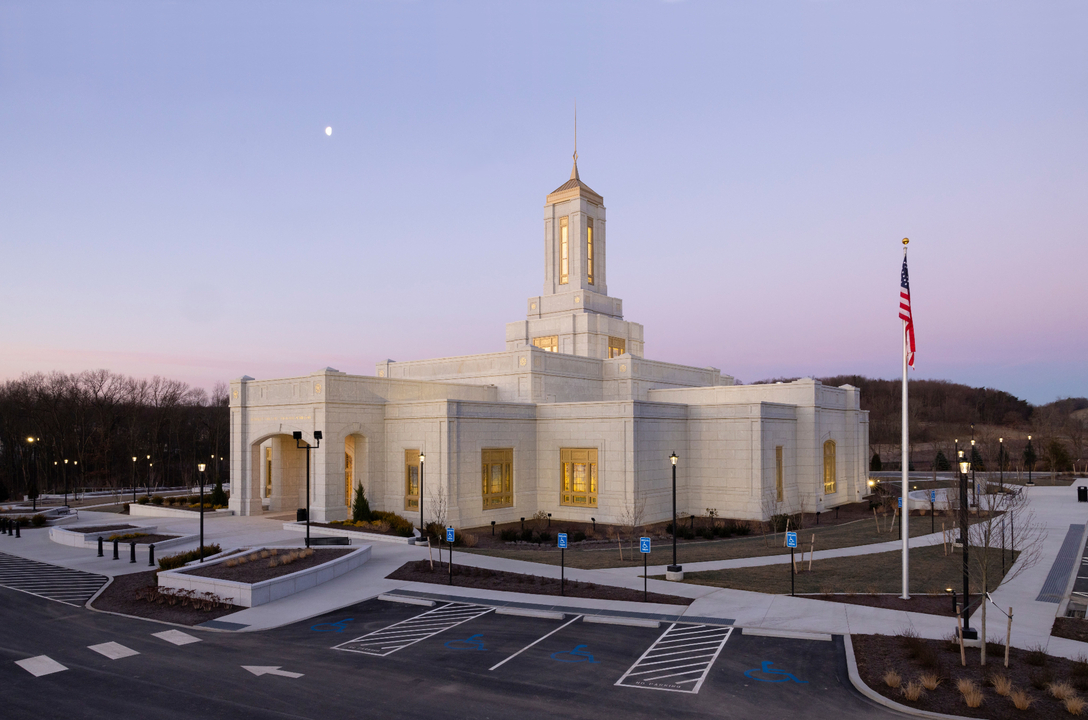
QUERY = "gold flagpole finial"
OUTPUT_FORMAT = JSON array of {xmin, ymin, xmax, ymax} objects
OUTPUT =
[{"xmin": 902, "ymin": 237, "xmax": 909, "ymax": 246}]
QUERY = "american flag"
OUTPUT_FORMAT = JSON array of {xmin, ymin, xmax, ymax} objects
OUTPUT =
[{"xmin": 900, "ymin": 253, "xmax": 915, "ymax": 368}]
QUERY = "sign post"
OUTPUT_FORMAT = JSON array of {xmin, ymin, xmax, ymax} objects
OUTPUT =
[
  {"xmin": 898, "ymin": 497, "xmax": 903, "ymax": 541},
  {"xmin": 786, "ymin": 532, "xmax": 798, "ymax": 596},
  {"xmin": 558, "ymin": 533, "xmax": 568, "ymax": 595},
  {"xmin": 640, "ymin": 537, "xmax": 652, "ymax": 602},
  {"xmin": 930, "ymin": 489, "xmax": 936, "ymax": 533},
  {"xmin": 446, "ymin": 527, "xmax": 455, "ymax": 585}
]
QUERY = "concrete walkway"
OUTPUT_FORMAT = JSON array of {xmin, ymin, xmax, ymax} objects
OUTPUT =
[{"xmin": 3, "ymin": 487, "xmax": 1087, "ymax": 661}]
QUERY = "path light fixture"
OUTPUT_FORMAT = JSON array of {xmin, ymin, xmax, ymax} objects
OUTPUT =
[
  {"xmin": 946, "ymin": 586, "xmax": 955, "ymax": 616},
  {"xmin": 418, "ymin": 452, "xmax": 426, "ymax": 534},
  {"xmin": 198, "ymin": 463, "xmax": 206, "ymax": 562},
  {"xmin": 668, "ymin": 452, "xmax": 682, "ymax": 579},
  {"xmin": 293, "ymin": 431, "xmax": 322, "ymax": 547},
  {"xmin": 957, "ymin": 450, "xmax": 977, "ymax": 639}
]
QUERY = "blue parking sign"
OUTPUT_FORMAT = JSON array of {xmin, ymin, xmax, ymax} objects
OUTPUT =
[
  {"xmin": 446, "ymin": 527, "xmax": 455, "ymax": 543},
  {"xmin": 558, "ymin": 532, "xmax": 568, "ymax": 549},
  {"xmin": 786, "ymin": 532, "xmax": 797, "ymax": 548},
  {"xmin": 930, "ymin": 490, "xmax": 936, "ymax": 503},
  {"xmin": 640, "ymin": 537, "xmax": 651, "ymax": 554},
  {"xmin": 898, "ymin": 497, "xmax": 902, "ymax": 509}
]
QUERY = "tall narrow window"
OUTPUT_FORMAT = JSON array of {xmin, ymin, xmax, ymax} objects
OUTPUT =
[
  {"xmin": 532, "ymin": 335, "xmax": 558, "ymax": 353},
  {"xmin": 405, "ymin": 449, "xmax": 420, "ymax": 511},
  {"xmin": 482, "ymin": 448, "xmax": 513, "ymax": 509},
  {"xmin": 586, "ymin": 217, "xmax": 594, "ymax": 285},
  {"xmin": 775, "ymin": 446, "xmax": 784, "ymax": 502},
  {"xmin": 265, "ymin": 447, "xmax": 272, "ymax": 497},
  {"xmin": 823, "ymin": 440, "xmax": 837, "ymax": 495},
  {"xmin": 345, "ymin": 451, "xmax": 354, "ymax": 506},
  {"xmin": 559, "ymin": 217, "xmax": 569, "ymax": 285},
  {"xmin": 560, "ymin": 448, "xmax": 598, "ymax": 507},
  {"xmin": 608, "ymin": 337, "xmax": 626, "ymax": 358}
]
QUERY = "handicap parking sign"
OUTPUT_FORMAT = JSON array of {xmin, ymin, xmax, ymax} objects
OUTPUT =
[
  {"xmin": 446, "ymin": 527, "xmax": 455, "ymax": 543},
  {"xmin": 640, "ymin": 537, "xmax": 651, "ymax": 554},
  {"xmin": 930, "ymin": 490, "xmax": 936, "ymax": 503},
  {"xmin": 786, "ymin": 532, "xmax": 797, "ymax": 548},
  {"xmin": 558, "ymin": 532, "xmax": 568, "ymax": 549},
  {"xmin": 898, "ymin": 497, "xmax": 902, "ymax": 508}
]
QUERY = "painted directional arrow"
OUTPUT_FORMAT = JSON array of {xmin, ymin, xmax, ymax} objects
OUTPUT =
[{"xmin": 243, "ymin": 665, "xmax": 304, "ymax": 678}]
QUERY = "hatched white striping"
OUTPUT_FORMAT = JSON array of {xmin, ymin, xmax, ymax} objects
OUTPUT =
[
  {"xmin": 0, "ymin": 552, "xmax": 108, "ymax": 606},
  {"xmin": 334, "ymin": 602, "xmax": 493, "ymax": 657},
  {"xmin": 615, "ymin": 623, "xmax": 733, "ymax": 695}
]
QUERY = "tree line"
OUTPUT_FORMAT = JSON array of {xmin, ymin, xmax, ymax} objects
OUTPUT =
[{"xmin": 0, "ymin": 370, "xmax": 229, "ymax": 502}]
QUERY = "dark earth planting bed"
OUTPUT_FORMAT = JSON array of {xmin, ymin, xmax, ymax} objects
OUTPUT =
[
  {"xmin": 91, "ymin": 569, "xmax": 242, "ymax": 626},
  {"xmin": 180, "ymin": 548, "xmax": 354, "ymax": 584}
]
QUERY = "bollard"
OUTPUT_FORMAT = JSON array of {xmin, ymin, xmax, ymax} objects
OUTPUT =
[
  {"xmin": 16, "ymin": 523, "xmax": 21, "ymax": 538},
  {"xmin": 113, "ymin": 538, "xmax": 119, "ymax": 560},
  {"xmin": 148, "ymin": 544, "xmax": 155, "ymax": 567},
  {"xmin": 98, "ymin": 536, "xmax": 104, "ymax": 557},
  {"xmin": 129, "ymin": 541, "xmax": 137, "ymax": 563}
]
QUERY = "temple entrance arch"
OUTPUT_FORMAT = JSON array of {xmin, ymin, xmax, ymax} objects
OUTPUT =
[{"xmin": 249, "ymin": 432, "xmax": 309, "ymax": 515}]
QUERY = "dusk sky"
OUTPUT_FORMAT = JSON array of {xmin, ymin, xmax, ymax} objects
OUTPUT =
[{"xmin": 2, "ymin": 1, "xmax": 1085, "ymax": 405}]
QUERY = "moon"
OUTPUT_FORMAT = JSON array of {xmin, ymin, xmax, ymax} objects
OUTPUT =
[{"xmin": 325, "ymin": 127, "xmax": 332, "ymax": 136}]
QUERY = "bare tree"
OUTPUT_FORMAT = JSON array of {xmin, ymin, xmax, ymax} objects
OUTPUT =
[
  {"xmin": 618, "ymin": 486, "xmax": 646, "ymax": 559},
  {"xmin": 966, "ymin": 487, "xmax": 1046, "ymax": 666}
]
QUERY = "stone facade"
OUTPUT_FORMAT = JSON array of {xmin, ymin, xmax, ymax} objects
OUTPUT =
[{"xmin": 230, "ymin": 161, "xmax": 869, "ymax": 529}]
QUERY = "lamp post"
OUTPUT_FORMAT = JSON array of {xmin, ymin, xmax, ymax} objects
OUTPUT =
[
  {"xmin": 418, "ymin": 452, "xmax": 426, "ymax": 534},
  {"xmin": 970, "ymin": 440, "xmax": 977, "ymax": 507},
  {"xmin": 25, "ymin": 437, "xmax": 37, "ymax": 510},
  {"xmin": 63, "ymin": 459, "xmax": 69, "ymax": 508},
  {"xmin": 998, "ymin": 437, "xmax": 1004, "ymax": 491},
  {"xmin": 198, "ymin": 463, "xmax": 206, "ymax": 562},
  {"xmin": 146, "ymin": 455, "xmax": 151, "ymax": 498},
  {"xmin": 667, "ymin": 452, "xmax": 682, "ymax": 579},
  {"xmin": 131, "ymin": 456, "xmax": 137, "ymax": 503},
  {"xmin": 1025, "ymin": 435, "xmax": 1035, "ymax": 486},
  {"xmin": 293, "ymin": 430, "xmax": 322, "ymax": 548},
  {"xmin": 958, "ymin": 449, "xmax": 977, "ymax": 639}
]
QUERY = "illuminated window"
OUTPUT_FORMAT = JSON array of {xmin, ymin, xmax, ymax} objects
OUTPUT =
[
  {"xmin": 405, "ymin": 449, "xmax": 420, "ymax": 511},
  {"xmin": 560, "ymin": 217, "xmax": 569, "ymax": 285},
  {"xmin": 560, "ymin": 448, "xmax": 598, "ymax": 507},
  {"xmin": 265, "ymin": 447, "xmax": 272, "ymax": 497},
  {"xmin": 608, "ymin": 337, "xmax": 625, "ymax": 358},
  {"xmin": 587, "ymin": 217, "xmax": 594, "ymax": 285},
  {"xmin": 482, "ymin": 448, "xmax": 513, "ymax": 509},
  {"xmin": 775, "ymin": 446, "xmax": 783, "ymax": 502},
  {"xmin": 823, "ymin": 440, "xmax": 837, "ymax": 495},
  {"xmin": 533, "ymin": 335, "xmax": 558, "ymax": 353},
  {"xmin": 345, "ymin": 451, "xmax": 354, "ymax": 506}
]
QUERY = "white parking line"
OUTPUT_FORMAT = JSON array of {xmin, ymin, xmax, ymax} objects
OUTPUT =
[
  {"xmin": 89, "ymin": 642, "xmax": 140, "ymax": 660},
  {"xmin": 15, "ymin": 655, "xmax": 68, "ymax": 677},
  {"xmin": 615, "ymin": 623, "xmax": 733, "ymax": 694},
  {"xmin": 335, "ymin": 602, "xmax": 493, "ymax": 657},
  {"xmin": 153, "ymin": 630, "xmax": 201, "ymax": 646},
  {"xmin": 489, "ymin": 615, "xmax": 584, "ymax": 671}
]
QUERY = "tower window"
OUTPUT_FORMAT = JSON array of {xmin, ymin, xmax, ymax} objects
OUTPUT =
[
  {"xmin": 482, "ymin": 448, "xmax": 513, "ymax": 509},
  {"xmin": 608, "ymin": 337, "xmax": 625, "ymax": 358},
  {"xmin": 560, "ymin": 217, "xmax": 569, "ymax": 285},
  {"xmin": 775, "ymin": 446, "xmax": 783, "ymax": 502},
  {"xmin": 823, "ymin": 440, "xmax": 837, "ymax": 495},
  {"xmin": 405, "ymin": 449, "xmax": 420, "ymax": 511},
  {"xmin": 533, "ymin": 335, "xmax": 558, "ymax": 353},
  {"xmin": 587, "ymin": 217, "xmax": 594, "ymax": 285},
  {"xmin": 560, "ymin": 448, "xmax": 598, "ymax": 507}
]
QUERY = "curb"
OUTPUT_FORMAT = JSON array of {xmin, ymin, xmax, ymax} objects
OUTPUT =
[{"xmin": 843, "ymin": 635, "xmax": 972, "ymax": 720}]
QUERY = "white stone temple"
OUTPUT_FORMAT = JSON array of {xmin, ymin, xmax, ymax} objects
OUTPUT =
[{"xmin": 229, "ymin": 157, "xmax": 869, "ymax": 529}]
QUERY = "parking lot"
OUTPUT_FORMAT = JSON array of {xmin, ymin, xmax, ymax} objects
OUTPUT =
[{"xmin": 2, "ymin": 586, "xmax": 903, "ymax": 719}]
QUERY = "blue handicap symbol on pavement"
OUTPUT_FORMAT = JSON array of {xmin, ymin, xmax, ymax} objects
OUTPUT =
[
  {"xmin": 445, "ymin": 633, "xmax": 487, "ymax": 651},
  {"xmin": 550, "ymin": 644, "xmax": 600, "ymax": 663},
  {"xmin": 744, "ymin": 661, "xmax": 807, "ymax": 684},
  {"xmin": 310, "ymin": 618, "xmax": 354, "ymax": 632}
]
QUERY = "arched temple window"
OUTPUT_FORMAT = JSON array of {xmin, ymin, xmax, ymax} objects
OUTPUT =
[{"xmin": 823, "ymin": 440, "xmax": 837, "ymax": 495}]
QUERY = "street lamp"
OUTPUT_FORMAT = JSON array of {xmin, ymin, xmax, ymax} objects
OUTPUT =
[
  {"xmin": 970, "ymin": 439, "xmax": 977, "ymax": 507},
  {"xmin": 131, "ymin": 456, "xmax": 138, "ymax": 503},
  {"xmin": 63, "ymin": 458, "xmax": 69, "ymax": 508},
  {"xmin": 999, "ymin": 438, "xmax": 1004, "ymax": 491},
  {"xmin": 198, "ymin": 463, "xmax": 207, "ymax": 562},
  {"xmin": 418, "ymin": 452, "xmax": 426, "ymax": 534},
  {"xmin": 25, "ymin": 437, "xmax": 37, "ymax": 511},
  {"xmin": 668, "ymin": 452, "xmax": 682, "ymax": 579},
  {"xmin": 146, "ymin": 455, "xmax": 151, "ymax": 498},
  {"xmin": 957, "ymin": 449, "xmax": 977, "ymax": 639},
  {"xmin": 293, "ymin": 430, "xmax": 322, "ymax": 548},
  {"xmin": 1025, "ymin": 435, "xmax": 1035, "ymax": 486}
]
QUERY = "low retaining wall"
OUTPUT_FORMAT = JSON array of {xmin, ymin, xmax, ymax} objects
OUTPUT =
[
  {"xmin": 50, "ymin": 524, "xmax": 159, "ymax": 548},
  {"xmin": 158, "ymin": 545, "xmax": 372, "ymax": 607},
  {"xmin": 129, "ymin": 504, "xmax": 234, "ymax": 519},
  {"xmin": 281, "ymin": 521, "xmax": 413, "ymax": 545}
]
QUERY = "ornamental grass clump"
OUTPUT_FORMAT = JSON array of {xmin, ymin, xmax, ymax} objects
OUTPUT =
[
  {"xmin": 901, "ymin": 681, "xmax": 925, "ymax": 702},
  {"xmin": 883, "ymin": 670, "xmax": 902, "ymax": 689},
  {"xmin": 919, "ymin": 673, "xmax": 942, "ymax": 691},
  {"xmin": 1067, "ymin": 697, "xmax": 1087, "ymax": 715},
  {"xmin": 957, "ymin": 679, "xmax": 983, "ymax": 708},
  {"xmin": 1050, "ymin": 683, "xmax": 1078, "ymax": 701},
  {"xmin": 991, "ymin": 675, "xmax": 1013, "ymax": 697},
  {"xmin": 1010, "ymin": 689, "xmax": 1034, "ymax": 710}
]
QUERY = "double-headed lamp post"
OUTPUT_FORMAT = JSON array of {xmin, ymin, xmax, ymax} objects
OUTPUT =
[
  {"xmin": 293, "ymin": 430, "xmax": 323, "ymax": 548},
  {"xmin": 197, "ymin": 463, "xmax": 206, "ymax": 562},
  {"xmin": 667, "ymin": 452, "xmax": 682, "ymax": 579},
  {"xmin": 418, "ymin": 452, "xmax": 426, "ymax": 534},
  {"xmin": 958, "ymin": 450, "xmax": 977, "ymax": 639}
]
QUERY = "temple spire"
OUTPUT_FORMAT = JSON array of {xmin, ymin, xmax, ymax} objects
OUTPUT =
[{"xmin": 570, "ymin": 102, "xmax": 579, "ymax": 180}]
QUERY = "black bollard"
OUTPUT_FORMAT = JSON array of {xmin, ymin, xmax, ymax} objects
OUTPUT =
[
  {"xmin": 16, "ymin": 523, "xmax": 21, "ymax": 538},
  {"xmin": 112, "ymin": 538, "xmax": 119, "ymax": 560},
  {"xmin": 129, "ymin": 541, "xmax": 137, "ymax": 563},
  {"xmin": 520, "ymin": 517, "xmax": 525, "ymax": 533},
  {"xmin": 148, "ymin": 544, "xmax": 155, "ymax": 567},
  {"xmin": 97, "ymin": 536, "xmax": 104, "ymax": 557},
  {"xmin": 491, "ymin": 520, "xmax": 496, "ymax": 536}
]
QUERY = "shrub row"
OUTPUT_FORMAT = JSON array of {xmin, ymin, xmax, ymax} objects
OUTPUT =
[{"xmin": 157, "ymin": 544, "xmax": 223, "ymax": 571}]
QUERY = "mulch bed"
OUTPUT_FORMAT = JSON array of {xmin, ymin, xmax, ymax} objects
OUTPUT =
[
  {"xmin": 1053, "ymin": 617, "xmax": 1088, "ymax": 644},
  {"xmin": 110, "ymin": 533, "xmax": 181, "ymax": 544},
  {"xmin": 90, "ymin": 570, "xmax": 242, "ymax": 626},
  {"xmin": 805, "ymin": 593, "xmax": 972, "ymax": 617},
  {"xmin": 387, "ymin": 560, "xmax": 693, "ymax": 605},
  {"xmin": 853, "ymin": 632, "xmax": 1088, "ymax": 719},
  {"xmin": 69, "ymin": 524, "xmax": 138, "ymax": 534},
  {"xmin": 180, "ymin": 548, "xmax": 354, "ymax": 584}
]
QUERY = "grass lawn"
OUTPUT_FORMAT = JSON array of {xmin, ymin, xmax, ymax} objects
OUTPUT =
[
  {"xmin": 677, "ymin": 543, "xmax": 1018, "ymax": 596},
  {"xmin": 462, "ymin": 514, "xmax": 979, "ymax": 570}
]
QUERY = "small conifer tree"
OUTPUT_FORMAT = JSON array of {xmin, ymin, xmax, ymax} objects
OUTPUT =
[{"xmin": 352, "ymin": 484, "xmax": 372, "ymax": 522}]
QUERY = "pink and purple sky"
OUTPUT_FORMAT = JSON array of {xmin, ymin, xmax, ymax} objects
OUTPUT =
[{"xmin": 2, "ymin": 1, "xmax": 1085, "ymax": 405}]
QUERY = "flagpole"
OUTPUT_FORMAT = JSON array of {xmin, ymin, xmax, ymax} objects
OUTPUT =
[{"xmin": 901, "ymin": 238, "xmax": 910, "ymax": 600}]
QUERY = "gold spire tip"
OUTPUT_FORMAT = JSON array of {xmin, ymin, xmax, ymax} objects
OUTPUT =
[{"xmin": 902, "ymin": 237, "xmax": 909, "ymax": 246}]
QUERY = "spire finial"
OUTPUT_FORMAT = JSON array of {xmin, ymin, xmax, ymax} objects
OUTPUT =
[{"xmin": 570, "ymin": 101, "xmax": 580, "ymax": 181}]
